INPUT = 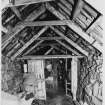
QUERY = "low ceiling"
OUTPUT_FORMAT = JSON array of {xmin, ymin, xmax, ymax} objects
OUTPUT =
[{"xmin": 1, "ymin": 0, "xmax": 103, "ymax": 60}]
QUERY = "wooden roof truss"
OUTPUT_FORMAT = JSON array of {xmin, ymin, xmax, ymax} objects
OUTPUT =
[{"xmin": 1, "ymin": 0, "xmax": 103, "ymax": 60}]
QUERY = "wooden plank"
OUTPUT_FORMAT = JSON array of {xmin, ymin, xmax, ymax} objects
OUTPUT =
[
  {"xmin": 17, "ymin": 55, "xmax": 84, "ymax": 60},
  {"xmin": 71, "ymin": 0, "xmax": 84, "ymax": 19},
  {"xmin": 23, "ymin": 40, "xmax": 44, "ymax": 55},
  {"xmin": 56, "ymin": 40, "xmax": 81, "ymax": 56},
  {"xmin": 50, "ymin": 26, "xmax": 88, "ymax": 56},
  {"xmin": 46, "ymin": 3, "xmax": 102, "ymax": 53},
  {"xmin": 2, "ymin": 5, "xmax": 46, "ymax": 50},
  {"xmin": 11, "ymin": 26, "xmax": 48, "ymax": 60},
  {"xmin": 10, "ymin": 7, "xmax": 22, "ymax": 20},
  {"xmin": 21, "ymin": 20, "xmax": 72, "ymax": 26},
  {"xmin": 57, "ymin": 2, "xmax": 71, "ymax": 16},
  {"xmin": 2, "ymin": 0, "xmax": 54, "ymax": 7},
  {"xmin": 44, "ymin": 47, "xmax": 54, "ymax": 55},
  {"xmin": 60, "ymin": 0, "xmax": 72, "ymax": 12},
  {"xmin": 83, "ymin": 4, "xmax": 97, "ymax": 18},
  {"xmin": 36, "ymin": 37, "xmax": 64, "ymax": 40}
]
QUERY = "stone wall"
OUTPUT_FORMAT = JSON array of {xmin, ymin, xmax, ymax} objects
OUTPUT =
[
  {"xmin": 1, "ymin": 56, "xmax": 24, "ymax": 95},
  {"xmin": 77, "ymin": 51, "xmax": 103, "ymax": 105}
]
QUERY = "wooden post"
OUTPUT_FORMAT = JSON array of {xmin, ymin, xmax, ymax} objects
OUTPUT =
[
  {"xmin": 71, "ymin": 57, "xmax": 78, "ymax": 100},
  {"xmin": 65, "ymin": 50, "xmax": 68, "ymax": 95}
]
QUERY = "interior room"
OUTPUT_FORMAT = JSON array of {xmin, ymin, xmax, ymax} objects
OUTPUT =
[{"xmin": 1, "ymin": 0, "xmax": 103, "ymax": 105}]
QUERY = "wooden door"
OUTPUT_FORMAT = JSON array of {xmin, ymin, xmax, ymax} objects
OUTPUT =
[{"xmin": 28, "ymin": 60, "xmax": 46, "ymax": 100}]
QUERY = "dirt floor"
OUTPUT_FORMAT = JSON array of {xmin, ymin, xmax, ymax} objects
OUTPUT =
[{"xmin": 46, "ymin": 88, "xmax": 75, "ymax": 105}]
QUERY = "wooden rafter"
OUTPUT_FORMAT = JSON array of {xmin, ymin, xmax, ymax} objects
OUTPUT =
[
  {"xmin": 6, "ymin": 39, "xmax": 25, "ymax": 57},
  {"xmin": 71, "ymin": 0, "xmax": 84, "ymax": 19},
  {"xmin": 23, "ymin": 40, "xmax": 44, "ymax": 55},
  {"xmin": 2, "ymin": 5, "xmax": 46, "ymax": 50},
  {"xmin": 18, "ymin": 55, "xmax": 83, "ymax": 60},
  {"xmin": 46, "ymin": 3, "xmax": 102, "ymax": 53},
  {"xmin": 50, "ymin": 26, "xmax": 88, "ymax": 56},
  {"xmin": 2, "ymin": 0, "xmax": 54, "ymax": 8},
  {"xmin": 21, "ymin": 20, "xmax": 72, "ymax": 26},
  {"xmin": 56, "ymin": 40, "xmax": 81, "ymax": 56},
  {"xmin": 44, "ymin": 47, "xmax": 54, "ymax": 55},
  {"xmin": 10, "ymin": 7, "xmax": 22, "ymax": 20},
  {"xmin": 11, "ymin": 26, "xmax": 48, "ymax": 60}
]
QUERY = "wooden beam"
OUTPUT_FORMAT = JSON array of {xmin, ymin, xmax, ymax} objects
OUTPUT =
[
  {"xmin": 46, "ymin": 3, "xmax": 102, "ymax": 53},
  {"xmin": 11, "ymin": 7, "xmax": 22, "ymax": 20},
  {"xmin": 36, "ymin": 37, "xmax": 64, "ymax": 40},
  {"xmin": 23, "ymin": 40, "xmax": 44, "ymax": 56},
  {"xmin": 11, "ymin": 26, "xmax": 48, "ymax": 60},
  {"xmin": 56, "ymin": 40, "xmax": 81, "ymax": 56},
  {"xmin": 50, "ymin": 26, "xmax": 88, "ymax": 56},
  {"xmin": 44, "ymin": 47, "xmax": 54, "ymax": 55},
  {"xmin": 22, "ymin": 20, "xmax": 72, "ymax": 26},
  {"xmin": 71, "ymin": 0, "xmax": 84, "ymax": 20},
  {"xmin": 2, "ymin": 5, "xmax": 46, "ymax": 50},
  {"xmin": 2, "ymin": 0, "xmax": 54, "ymax": 7},
  {"xmin": 17, "ymin": 55, "xmax": 84, "ymax": 60}
]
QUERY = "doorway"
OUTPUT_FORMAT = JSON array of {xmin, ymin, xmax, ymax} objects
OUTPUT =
[{"xmin": 44, "ymin": 58, "xmax": 72, "ymax": 104}]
